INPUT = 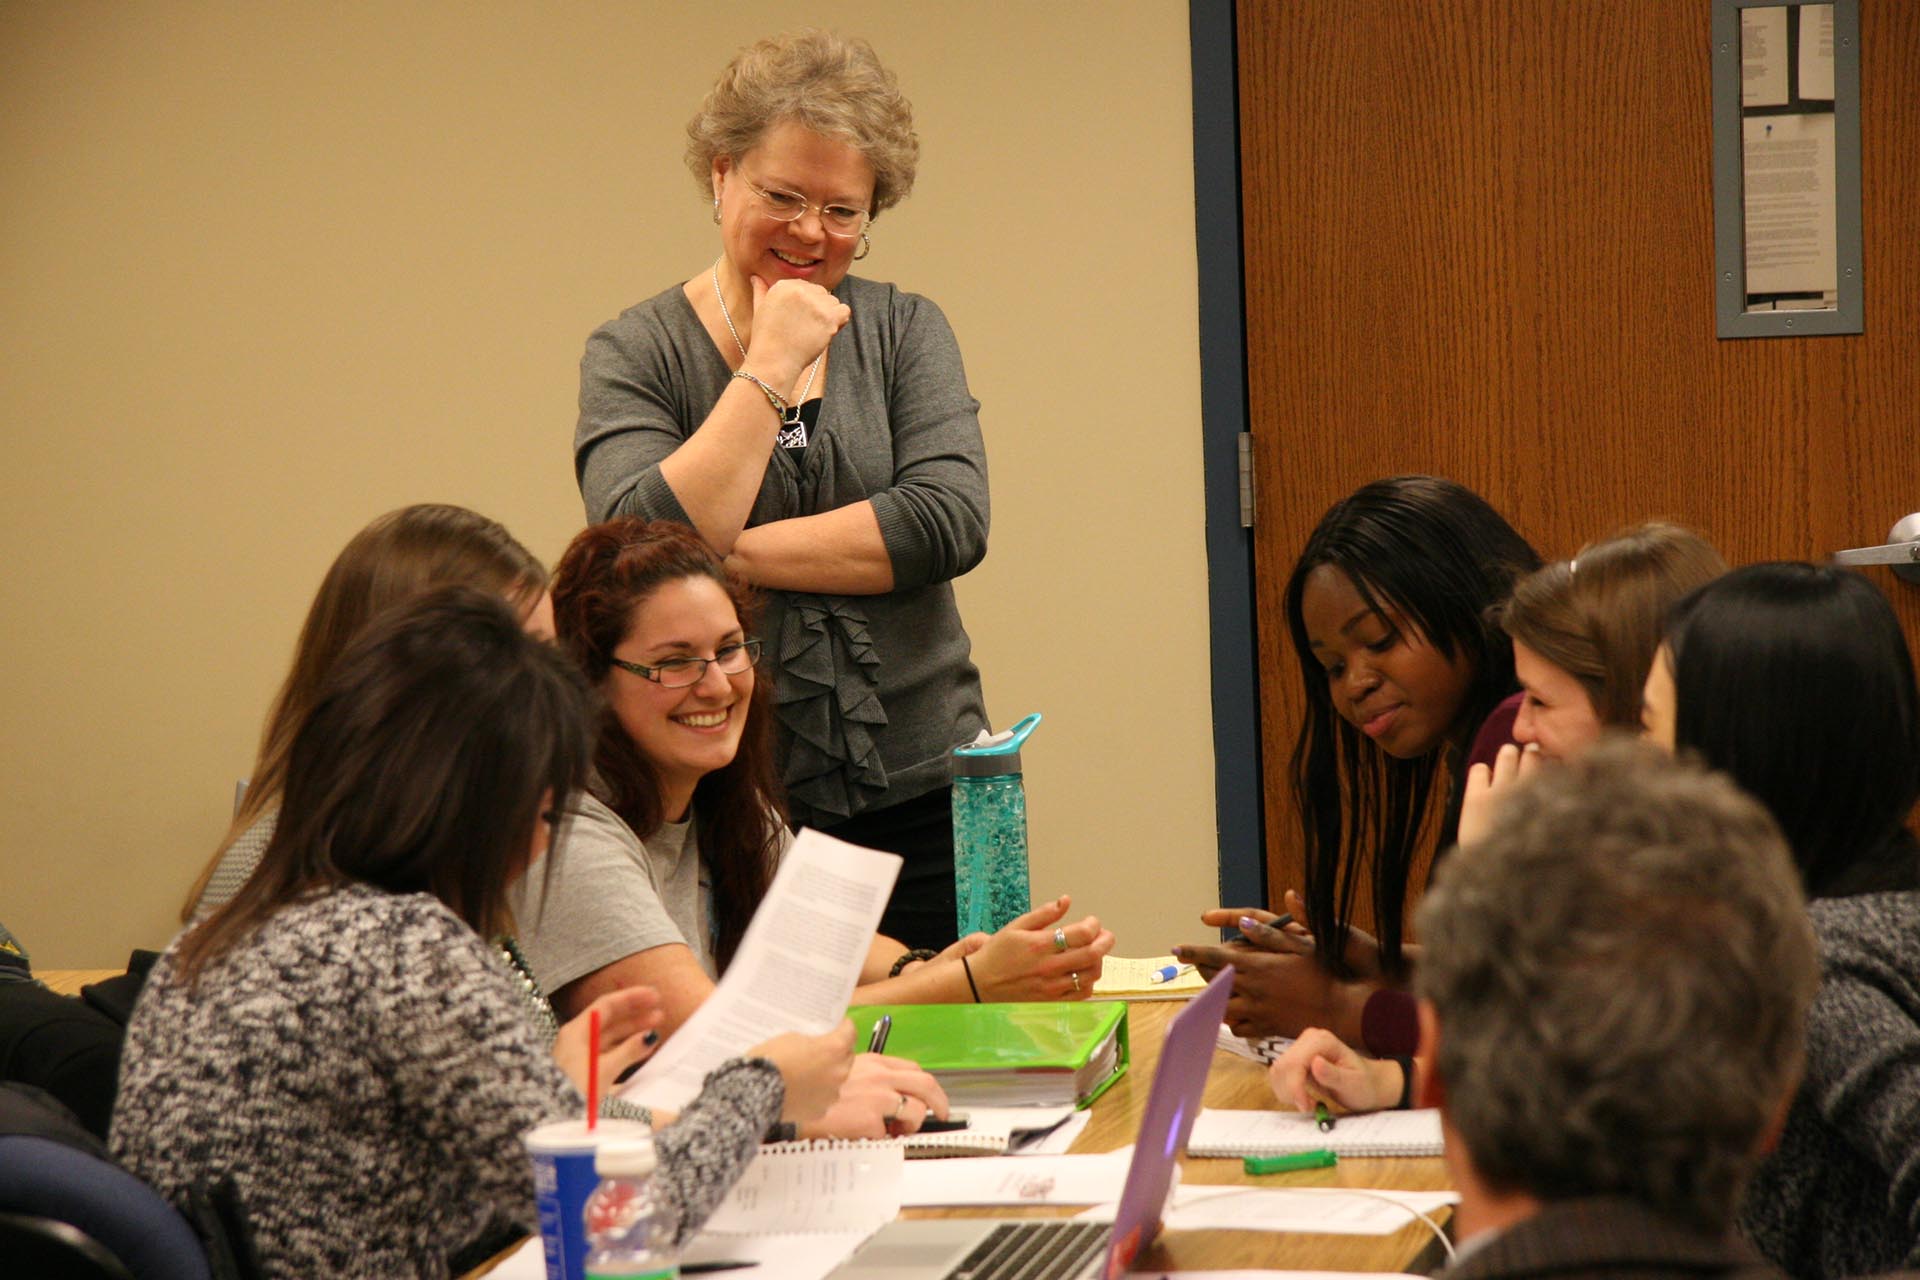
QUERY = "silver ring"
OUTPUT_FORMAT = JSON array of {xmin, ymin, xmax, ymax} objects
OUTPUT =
[
  {"xmin": 892, "ymin": 1093, "xmax": 909, "ymax": 1120},
  {"xmin": 1053, "ymin": 927, "xmax": 1069, "ymax": 953},
  {"xmin": 1070, "ymin": 970, "xmax": 1081, "ymax": 992}
]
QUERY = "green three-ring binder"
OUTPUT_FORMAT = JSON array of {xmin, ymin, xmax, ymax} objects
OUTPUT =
[{"xmin": 848, "ymin": 1001, "xmax": 1130, "ymax": 1109}]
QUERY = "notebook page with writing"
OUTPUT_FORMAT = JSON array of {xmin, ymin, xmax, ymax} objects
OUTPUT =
[
  {"xmin": 1187, "ymin": 1107, "xmax": 1444, "ymax": 1157},
  {"xmin": 701, "ymin": 1140, "xmax": 902, "ymax": 1234}
]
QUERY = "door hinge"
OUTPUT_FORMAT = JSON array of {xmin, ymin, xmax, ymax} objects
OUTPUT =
[{"xmin": 1237, "ymin": 432, "xmax": 1255, "ymax": 528}]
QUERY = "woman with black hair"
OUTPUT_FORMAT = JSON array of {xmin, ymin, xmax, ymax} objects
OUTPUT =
[
  {"xmin": 1642, "ymin": 563, "xmax": 1920, "ymax": 1278},
  {"xmin": 112, "ymin": 590, "xmax": 852, "ymax": 1278},
  {"xmin": 1177, "ymin": 476, "xmax": 1539, "ymax": 1049}
]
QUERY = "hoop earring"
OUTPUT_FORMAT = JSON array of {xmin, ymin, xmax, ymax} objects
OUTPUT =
[
  {"xmin": 853, "ymin": 231, "xmax": 871, "ymax": 261},
  {"xmin": 712, "ymin": 197, "xmax": 721, "ymax": 225}
]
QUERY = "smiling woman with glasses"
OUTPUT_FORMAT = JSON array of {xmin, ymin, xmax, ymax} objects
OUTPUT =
[
  {"xmin": 507, "ymin": 519, "xmax": 1111, "ymax": 1131},
  {"xmin": 571, "ymin": 29, "xmax": 994, "ymax": 954}
]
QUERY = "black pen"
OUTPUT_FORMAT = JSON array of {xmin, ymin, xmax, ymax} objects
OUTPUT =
[
  {"xmin": 682, "ymin": 1262, "xmax": 760, "ymax": 1275},
  {"xmin": 867, "ymin": 1013, "xmax": 892, "ymax": 1054},
  {"xmin": 917, "ymin": 1115, "xmax": 970, "ymax": 1133}
]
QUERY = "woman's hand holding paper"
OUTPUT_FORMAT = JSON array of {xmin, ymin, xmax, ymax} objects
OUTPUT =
[{"xmin": 552, "ymin": 986, "xmax": 665, "ymax": 1098}]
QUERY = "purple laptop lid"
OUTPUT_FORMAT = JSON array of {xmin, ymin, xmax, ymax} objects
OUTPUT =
[{"xmin": 1098, "ymin": 965, "xmax": 1234, "ymax": 1279}]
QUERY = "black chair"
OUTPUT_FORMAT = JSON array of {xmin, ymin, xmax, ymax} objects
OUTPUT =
[
  {"xmin": 0, "ymin": 1133, "xmax": 212, "ymax": 1280},
  {"xmin": 0, "ymin": 1208, "xmax": 138, "ymax": 1280}
]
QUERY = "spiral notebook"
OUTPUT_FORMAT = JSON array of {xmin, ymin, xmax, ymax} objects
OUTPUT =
[
  {"xmin": 902, "ymin": 1104, "xmax": 1078, "ymax": 1157},
  {"xmin": 1187, "ymin": 1107, "xmax": 1444, "ymax": 1157}
]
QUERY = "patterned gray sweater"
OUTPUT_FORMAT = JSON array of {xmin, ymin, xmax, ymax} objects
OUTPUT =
[
  {"xmin": 1740, "ymin": 891, "xmax": 1920, "ymax": 1277},
  {"xmin": 111, "ymin": 884, "xmax": 782, "ymax": 1278}
]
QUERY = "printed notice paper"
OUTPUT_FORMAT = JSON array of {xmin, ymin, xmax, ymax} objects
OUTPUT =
[
  {"xmin": 1742, "ymin": 112, "xmax": 1837, "ymax": 298},
  {"xmin": 620, "ymin": 829, "xmax": 901, "ymax": 1112},
  {"xmin": 1799, "ymin": 4, "xmax": 1836, "ymax": 101},
  {"xmin": 1740, "ymin": 6, "xmax": 1789, "ymax": 107}
]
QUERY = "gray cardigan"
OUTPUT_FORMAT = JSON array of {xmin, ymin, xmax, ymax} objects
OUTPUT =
[
  {"xmin": 575, "ymin": 276, "xmax": 989, "ymax": 824},
  {"xmin": 1739, "ymin": 890, "xmax": 1920, "ymax": 1277}
]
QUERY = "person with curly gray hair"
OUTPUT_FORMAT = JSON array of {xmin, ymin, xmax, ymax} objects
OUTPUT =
[
  {"xmin": 1415, "ymin": 739, "xmax": 1815, "ymax": 1280},
  {"xmin": 573, "ymin": 29, "xmax": 989, "ymax": 950}
]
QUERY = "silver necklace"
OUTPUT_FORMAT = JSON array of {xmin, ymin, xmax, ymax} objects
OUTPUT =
[{"xmin": 712, "ymin": 263, "xmax": 822, "ymax": 448}]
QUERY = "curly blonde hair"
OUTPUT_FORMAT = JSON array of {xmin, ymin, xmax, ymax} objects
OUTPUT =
[{"xmin": 685, "ymin": 29, "xmax": 919, "ymax": 216}]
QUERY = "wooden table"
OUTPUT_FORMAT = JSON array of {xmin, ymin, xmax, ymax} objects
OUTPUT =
[
  {"xmin": 909, "ymin": 998, "xmax": 1453, "ymax": 1274},
  {"xmin": 38, "ymin": 968, "xmax": 118, "ymax": 997},
  {"xmin": 42, "ymin": 970, "xmax": 1451, "ymax": 1273}
]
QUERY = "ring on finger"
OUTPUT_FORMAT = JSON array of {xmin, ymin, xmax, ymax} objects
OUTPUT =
[
  {"xmin": 1053, "ymin": 927, "xmax": 1069, "ymax": 953},
  {"xmin": 891, "ymin": 1092, "xmax": 909, "ymax": 1121},
  {"xmin": 1070, "ymin": 970, "xmax": 1081, "ymax": 992}
]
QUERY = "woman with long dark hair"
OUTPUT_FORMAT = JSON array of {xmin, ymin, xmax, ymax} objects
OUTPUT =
[
  {"xmin": 511, "ymin": 518, "xmax": 1111, "ymax": 1138},
  {"xmin": 1177, "ymin": 476, "xmax": 1539, "ymax": 1045},
  {"xmin": 1642, "ymin": 563, "xmax": 1920, "ymax": 1277},
  {"xmin": 113, "ymin": 591, "xmax": 852, "ymax": 1277},
  {"xmin": 1263, "ymin": 522, "xmax": 1726, "ymax": 1117}
]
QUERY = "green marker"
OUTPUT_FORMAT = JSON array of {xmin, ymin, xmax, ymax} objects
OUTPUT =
[{"xmin": 1242, "ymin": 1149, "xmax": 1339, "ymax": 1175}]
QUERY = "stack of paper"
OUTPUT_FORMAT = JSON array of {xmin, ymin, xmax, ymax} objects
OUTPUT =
[{"xmin": 1091, "ymin": 954, "xmax": 1209, "ymax": 1000}]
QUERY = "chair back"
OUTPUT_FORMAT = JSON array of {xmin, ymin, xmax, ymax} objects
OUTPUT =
[{"xmin": 0, "ymin": 1133, "xmax": 212, "ymax": 1280}]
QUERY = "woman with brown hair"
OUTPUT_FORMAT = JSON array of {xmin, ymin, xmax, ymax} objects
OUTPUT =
[
  {"xmin": 1476, "ymin": 520, "xmax": 1728, "ymax": 763},
  {"xmin": 512, "ymin": 517, "xmax": 1111, "ymax": 1140},
  {"xmin": 182, "ymin": 503, "xmax": 551, "ymax": 919},
  {"xmin": 116, "ymin": 591, "xmax": 852, "ymax": 1277}
]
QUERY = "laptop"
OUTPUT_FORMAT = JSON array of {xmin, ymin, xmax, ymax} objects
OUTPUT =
[{"xmin": 827, "ymin": 965, "xmax": 1235, "ymax": 1280}]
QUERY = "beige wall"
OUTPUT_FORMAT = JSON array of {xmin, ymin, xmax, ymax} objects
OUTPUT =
[{"xmin": 0, "ymin": 2, "xmax": 1215, "ymax": 968}]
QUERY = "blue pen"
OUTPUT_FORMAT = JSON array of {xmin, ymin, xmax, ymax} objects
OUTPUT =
[{"xmin": 1148, "ymin": 964, "xmax": 1195, "ymax": 984}]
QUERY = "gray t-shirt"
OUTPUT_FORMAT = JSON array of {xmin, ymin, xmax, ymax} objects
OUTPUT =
[
  {"xmin": 510, "ymin": 794, "xmax": 792, "ymax": 994},
  {"xmin": 190, "ymin": 810, "xmax": 277, "ymax": 919}
]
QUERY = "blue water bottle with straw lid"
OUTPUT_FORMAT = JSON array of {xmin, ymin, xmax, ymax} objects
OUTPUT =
[{"xmin": 952, "ymin": 713, "xmax": 1041, "ymax": 936}]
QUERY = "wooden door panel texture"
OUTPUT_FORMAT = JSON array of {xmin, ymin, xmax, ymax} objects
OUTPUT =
[{"xmin": 1238, "ymin": 1, "xmax": 1919, "ymax": 917}]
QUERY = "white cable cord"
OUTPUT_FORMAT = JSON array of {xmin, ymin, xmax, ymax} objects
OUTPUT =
[{"xmin": 1175, "ymin": 1185, "xmax": 1457, "ymax": 1263}]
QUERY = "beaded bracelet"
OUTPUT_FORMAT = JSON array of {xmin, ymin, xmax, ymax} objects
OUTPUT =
[
  {"xmin": 888, "ymin": 947, "xmax": 939, "ymax": 979},
  {"xmin": 730, "ymin": 369, "xmax": 789, "ymax": 417}
]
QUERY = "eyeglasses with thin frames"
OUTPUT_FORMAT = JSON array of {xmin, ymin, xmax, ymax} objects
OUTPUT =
[
  {"xmin": 608, "ymin": 639, "xmax": 762, "ymax": 688},
  {"xmin": 739, "ymin": 175, "xmax": 870, "ymax": 238}
]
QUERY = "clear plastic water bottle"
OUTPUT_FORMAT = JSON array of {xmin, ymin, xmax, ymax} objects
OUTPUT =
[
  {"xmin": 582, "ymin": 1133, "xmax": 680, "ymax": 1280},
  {"xmin": 953, "ymin": 713, "xmax": 1042, "ymax": 937}
]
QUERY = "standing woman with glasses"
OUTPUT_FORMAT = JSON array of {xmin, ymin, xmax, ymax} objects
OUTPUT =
[{"xmin": 573, "ymin": 30, "xmax": 989, "ymax": 950}]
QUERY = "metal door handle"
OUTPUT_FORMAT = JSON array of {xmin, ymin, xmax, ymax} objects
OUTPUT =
[
  {"xmin": 1833, "ymin": 514, "xmax": 1920, "ymax": 584},
  {"xmin": 1832, "ymin": 542, "xmax": 1920, "ymax": 567}
]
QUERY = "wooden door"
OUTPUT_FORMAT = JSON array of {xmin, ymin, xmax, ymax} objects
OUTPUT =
[{"xmin": 1239, "ymin": 1, "xmax": 1920, "ymax": 917}]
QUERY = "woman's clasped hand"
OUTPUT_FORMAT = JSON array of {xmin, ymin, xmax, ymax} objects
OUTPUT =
[
  {"xmin": 1174, "ymin": 889, "xmax": 1385, "ymax": 1041},
  {"xmin": 962, "ymin": 895, "xmax": 1114, "ymax": 1002},
  {"xmin": 737, "ymin": 272, "xmax": 851, "ymax": 392}
]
